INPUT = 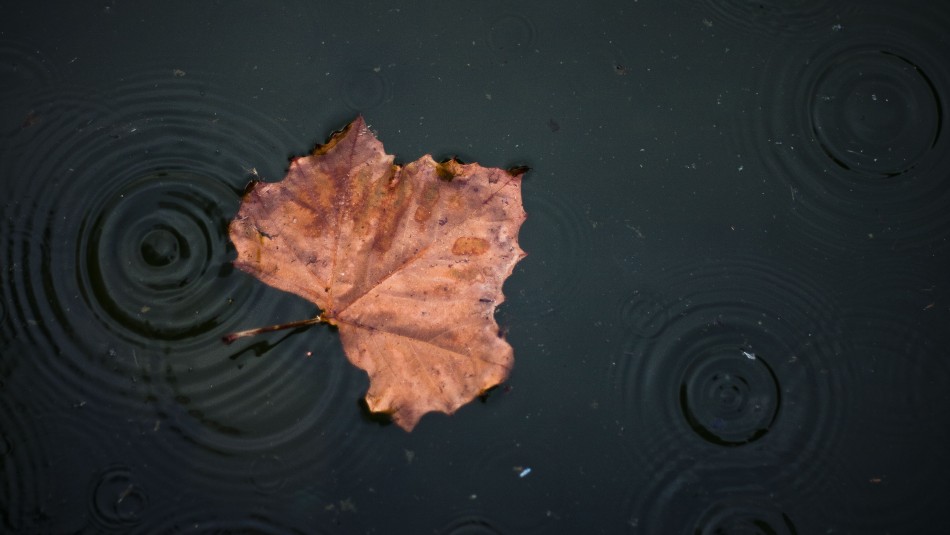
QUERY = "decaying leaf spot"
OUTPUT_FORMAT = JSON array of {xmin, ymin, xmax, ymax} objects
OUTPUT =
[
  {"xmin": 413, "ymin": 182, "xmax": 440, "ymax": 223},
  {"xmin": 452, "ymin": 236, "xmax": 490, "ymax": 255},
  {"xmin": 227, "ymin": 116, "xmax": 527, "ymax": 431}
]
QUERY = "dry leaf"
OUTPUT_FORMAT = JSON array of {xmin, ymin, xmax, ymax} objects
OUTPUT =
[{"xmin": 227, "ymin": 117, "xmax": 527, "ymax": 430}]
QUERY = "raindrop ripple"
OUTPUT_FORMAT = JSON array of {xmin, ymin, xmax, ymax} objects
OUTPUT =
[
  {"xmin": 613, "ymin": 254, "xmax": 849, "ymax": 493},
  {"xmin": 686, "ymin": 0, "xmax": 848, "ymax": 38},
  {"xmin": 1, "ymin": 71, "xmax": 381, "ymax": 487},
  {"xmin": 745, "ymin": 7, "xmax": 950, "ymax": 254}
]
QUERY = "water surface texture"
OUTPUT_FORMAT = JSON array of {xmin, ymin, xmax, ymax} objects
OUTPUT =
[{"xmin": 3, "ymin": 1, "xmax": 949, "ymax": 533}]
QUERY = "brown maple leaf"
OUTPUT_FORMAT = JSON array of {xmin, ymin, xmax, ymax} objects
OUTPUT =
[{"xmin": 226, "ymin": 116, "xmax": 527, "ymax": 431}]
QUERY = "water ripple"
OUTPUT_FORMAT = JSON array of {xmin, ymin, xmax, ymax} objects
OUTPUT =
[
  {"xmin": 0, "ymin": 39, "xmax": 60, "ymax": 94},
  {"xmin": 4, "ymin": 71, "xmax": 296, "ymax": 353},
  {"xmin": 512, "ymin": 185, "xmax": 590, "ymax": 320},
  {"xmin": 841, "ymin": 276, "xmax": 949, "ymax": 437},
  {"xmin": 88, "ymin": 465, "xmax": 149, "ymax": 530},
  {"xmin": 2, "ymin": 74, "xmax": 287, "ymax": 407},
  {"xmin": 486, "ymin": 13, "xmax": 536, "ymax": 64},
  {"xmin": 624, "ymin": 458, "xmax": 799, "ymax": 533},
  {"xmin": 810, "ymin": 49, "xmax": 939, "ymax": 177},
  {"xmin": 341, "ymin": 65, "xmax": 392, "ymax": 112},
  {"xmin": 16, "ymin": 408, "xmax": 115, "ymax": 533},
  {"xmin": 0, "ymin": 39, "xmax": 62, "ymax": 140},
  {"xmin": 0, "ymin": 379, "xmax": 41, "ymax": 532},
  {"xmin": 692, "ymin": 495, "xmax": 798, "ymax": 535},
  {"xmin": 131, "ymin": 497, "xmax": 332, "ymax": 535},
  {"xmin": 679, "ymin": 343, "xmax": 780, "ymax": 446},
  {"xmin": 742, "ymin": 7, "xmax": 950, "ymax": 255},
  {"xmin": 611, "ymin": 254, "xmax": 849, "ymax": 493},
  {"xmin": 438, "ymin": 514, "xmax": 503, "ymax": 535},
  {"xmin": 615, "ymin": 288, "xmax": 670, "ymax": 340},
  {"xmin": 142, "ymin": 327, "xmax": 377, "ymax": 483},
  {"xmin": 78, "ymin": 171, "xmax": 240, "ymax": 342},
  {"xmin": 684, "ymin": 0, "xmax": 848, "ymax": 38},
  {"xmin": 806, "ymin": 284, "xmax": 950, "ymax": 532},
  {"xmin": 2, "ymin": 70, "xmax": 383, "ymax": 489}
]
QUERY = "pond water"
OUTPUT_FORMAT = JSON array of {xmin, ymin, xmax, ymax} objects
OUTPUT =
[{"xmin": 2, "ymin": 1, "xmax": 949, "ymax": 533}]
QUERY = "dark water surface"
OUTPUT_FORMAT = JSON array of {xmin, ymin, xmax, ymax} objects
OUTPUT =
[{"xmin": 3, "ymin": 1, "xmax": 949, "ymax": 533}]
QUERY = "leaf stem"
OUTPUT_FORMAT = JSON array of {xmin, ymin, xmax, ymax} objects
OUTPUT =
[{"xmin": 222, "ymin": 315, "xmax": 327, "ymax": 344}]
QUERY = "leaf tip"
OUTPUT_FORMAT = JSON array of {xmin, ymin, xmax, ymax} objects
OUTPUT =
[
  {"xmin": 507, "ymin": 165, "xmax": 530, "ymax": 177},
  {"xmin": 312, "ymin": 115, "xmax": 369, "ymax": 156}
]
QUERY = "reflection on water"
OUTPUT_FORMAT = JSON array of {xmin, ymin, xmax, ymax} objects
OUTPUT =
[{"xmin": 3, "ymin": 0, "xmax": 950, "ymax": 532}]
